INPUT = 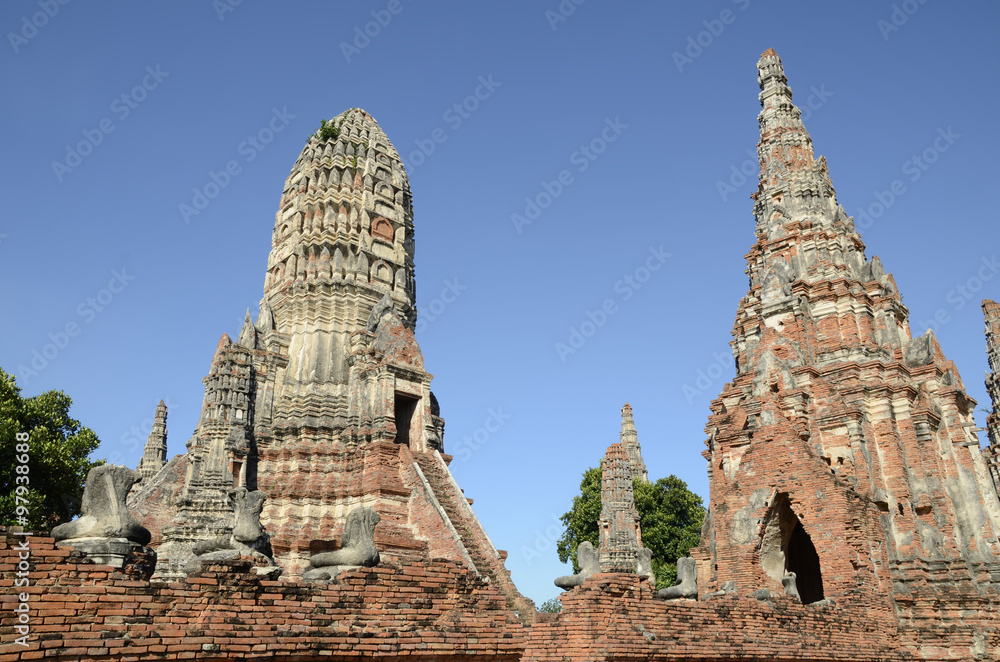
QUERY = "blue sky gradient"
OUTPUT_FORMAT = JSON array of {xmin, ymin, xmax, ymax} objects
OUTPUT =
[{"xmin": 2, "ymin": 1, "xmax": 998, "ymax": 605}]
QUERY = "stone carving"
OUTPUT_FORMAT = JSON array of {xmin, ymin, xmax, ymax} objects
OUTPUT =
[
  {"xmin": 782, "ymin": 571, "xmax": 800, "ymax": 600},
  {"xmin": 657, "ymin": 556, "xmax": 698, "ymax": 600},
  {"xmin": 704, "ymin": 580, "xmax": 737, "ymax": 599},
  {"xmin": 186, "ymin": 488, "xmax": 277, "ymax": 575},
  {"xmin": 303, "ymin": 507, "xmax": 381, "ymax": 581},
  {"xmin": 636, "ymin": 547, "xmax": 655, "ymax": 584},
  {"xmin": 554, "ymin": 541, "xmax": 599, "ymax": 589},
  {"xmin": 51, "ymin": 465, "xmax": 154, "ymax": 573},
  {"xmin": 52, "ymin": 465, "xmax": 151, "ymax": 545}
]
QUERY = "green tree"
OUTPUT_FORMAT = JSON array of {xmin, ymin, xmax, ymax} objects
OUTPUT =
[
  {"xmin": 556, "ymin": 467, "xmax": 705, "ymax": 588},
  {"xmin": 556, "ymin": 467, "xmax": 602, "ymax": 573},
  {"xmin": 0, "ymin": 368, "xmax": 104, "ymax": 530},
  {"xmin": 537, "ymin": 597, "xmax": 562, "ymax": 613}
]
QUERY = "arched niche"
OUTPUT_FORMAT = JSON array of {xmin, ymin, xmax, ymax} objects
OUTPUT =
[{"xmin": 759, "ymin": 492, "xmax": 825, "ymax": 604}]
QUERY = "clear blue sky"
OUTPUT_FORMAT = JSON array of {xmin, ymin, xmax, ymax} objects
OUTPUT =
[{"xmin": 2, "ymin": 1, "xmax": 998, "ymax": 605}]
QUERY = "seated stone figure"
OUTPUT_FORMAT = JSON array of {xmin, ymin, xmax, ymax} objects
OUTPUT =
[
  {"xmin": 303, "ymin": 507, "xmax": 381, "ymax": 581},
  {"xmin": 50, "ymin": 465, "xmax": 154, "ymax": 574},
  {"xmin": 554, "ymin": 541, "xmax": 599, "ymax": 590},
  {"xmin": 186, "ymin": 488, "xmax": 278, "ymax": 575},
  {"xmin": 51, "ymin": 465, "xmax": 151, "ymax": 545},
  {"xmin": 657, "ymin": 556, "xmax": 698, "ymax": 600}
]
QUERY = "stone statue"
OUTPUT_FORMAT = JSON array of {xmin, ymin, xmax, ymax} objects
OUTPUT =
[
  {"xmin": 636, "ymin": 547, "xmax": 656, "ymax": 584},
  {"xmin": 303, "ymin": 506, "xmax": 380, "ymax": 581},
  {"xmin": 50, "ymin": 465, "xmax": 154, "ymax": 574},
  {"xmin": 657, "ymin": 556, "xmax": 698, "ymax": 600},
  {"xmin": 782, "ymin": 571, "xmax": 800, "ymax": 600},
  {"xmin": 186, "ymin": 488, "xmax": 278, "ymax": 576},
  {"xmin": 52, "ymin": 465, "xmax": 151, "ymax": 545},
  {"xmin": 554, "ymin": 541, "xmax": 599, "ymax": 589}
]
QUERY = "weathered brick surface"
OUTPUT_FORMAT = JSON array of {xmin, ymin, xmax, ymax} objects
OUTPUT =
[
  {"xmin": 526, "ymin": 573, "xmax": 904, "ymax": 661},
  {"xmin": 0, "ymin": 530, "xmax": 523, "ymax": 662}
]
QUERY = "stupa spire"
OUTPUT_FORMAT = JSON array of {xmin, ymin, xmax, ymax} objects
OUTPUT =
[
  {"xmin": 137, "ymin": 400, "xmax": 167, "ymax": 481},
  {"xmin": 619, "ymin": 403, "xmax": 648, "ymax": 483}
]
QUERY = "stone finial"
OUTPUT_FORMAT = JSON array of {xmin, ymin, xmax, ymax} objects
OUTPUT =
[
  {"xmin": 657, "ymin": 556, "xmax": 698, "ymax": 600},
  {"xmin": 598, "ymin": 443, "xmax": 641, "ymax": 573},
  {"xmin": 554, "ymin": 541, "xmax": 599, "ymax": 589},
  {"xmin": 237, "ymin": 309, "xmax": 257, "ymax": 349},
  {"xmin": 619, "ymin": 403, "xmax": 648, "ymax": 483},
  {"xmin": 137, "ymin": 400, "xmax": 168, "ymax": 481},
  {"xmin": 303, "ymin": 506, "xmax": 381, "ymax": 581}
]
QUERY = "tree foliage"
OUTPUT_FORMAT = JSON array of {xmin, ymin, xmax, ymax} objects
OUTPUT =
[
  {"xmin": 0, "ymin": 368, "xmax": 104, "ymax": 530},
  {"xmin": 556, "ymin": 466, "xmax": 705, "ymax": 588},
  {"xmin": 536, "ymin": 597, "xmax": 562, "ymax": 613}
]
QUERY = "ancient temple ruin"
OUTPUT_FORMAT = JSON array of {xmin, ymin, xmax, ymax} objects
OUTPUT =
[
  {"xmin": 124, "ymin": 108, "xmax": 531, "ymax": 614},
  {"xmin": 5, "ymin": 51, "xmax": 1000, "ymax": 662}
]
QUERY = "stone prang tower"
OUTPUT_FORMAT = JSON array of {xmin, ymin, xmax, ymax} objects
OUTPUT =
[
  {"xmin": 130, "ymin": 109, "xmax": 531, "ymax": 615},
  {"xmin": 691, "ymin": 49, "xmax": 1000, "ymax": 623}
]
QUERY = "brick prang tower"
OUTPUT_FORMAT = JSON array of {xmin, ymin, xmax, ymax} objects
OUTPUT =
[
  {"xmin": 690, "ymin": 50, "xmax": 1000, "ymax": 618},
  {"xmin": 129, "ymin": 109, "xmax": 531, "ymax": 616}
]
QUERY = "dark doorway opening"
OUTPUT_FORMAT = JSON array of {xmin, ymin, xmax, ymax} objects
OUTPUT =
[
  {"xmin": 394, "ymin": 393, "xmax": 419, "ymax": 447},
  {"xmin": 787, "ymin": 520, "xmax": 824, "ymax": 603}
]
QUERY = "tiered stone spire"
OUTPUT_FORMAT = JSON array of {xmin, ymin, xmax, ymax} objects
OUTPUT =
[
  {"xmin": 690, "ymin": 50, "xmax": 1000, "ymax": 609},
  {"xmin": 619, "ymin": 404, "xmax": 648, "ymax": 483},
  {"xmin": 597, "ymin": 443, "xmax": 641, "ymax": 572},
  {"xmin": 137, "ymin": 400, "xmax": 167, "ymax": 481}
]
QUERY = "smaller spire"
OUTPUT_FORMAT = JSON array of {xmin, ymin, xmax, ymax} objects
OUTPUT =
[
  {"xmin": 137, "ymin": 400, "xmax": 168, "ymax": 481},
  {"xmin": 984, "ymin": 300, "xmax": 1000, "ymax": 450},
  {"xmin": 598, "ymin": 443, "xmax": 641, "ymax": 573},
  {"xmin": 620, "ymin": 403, "xmax": 648, "ymax": 483}
]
